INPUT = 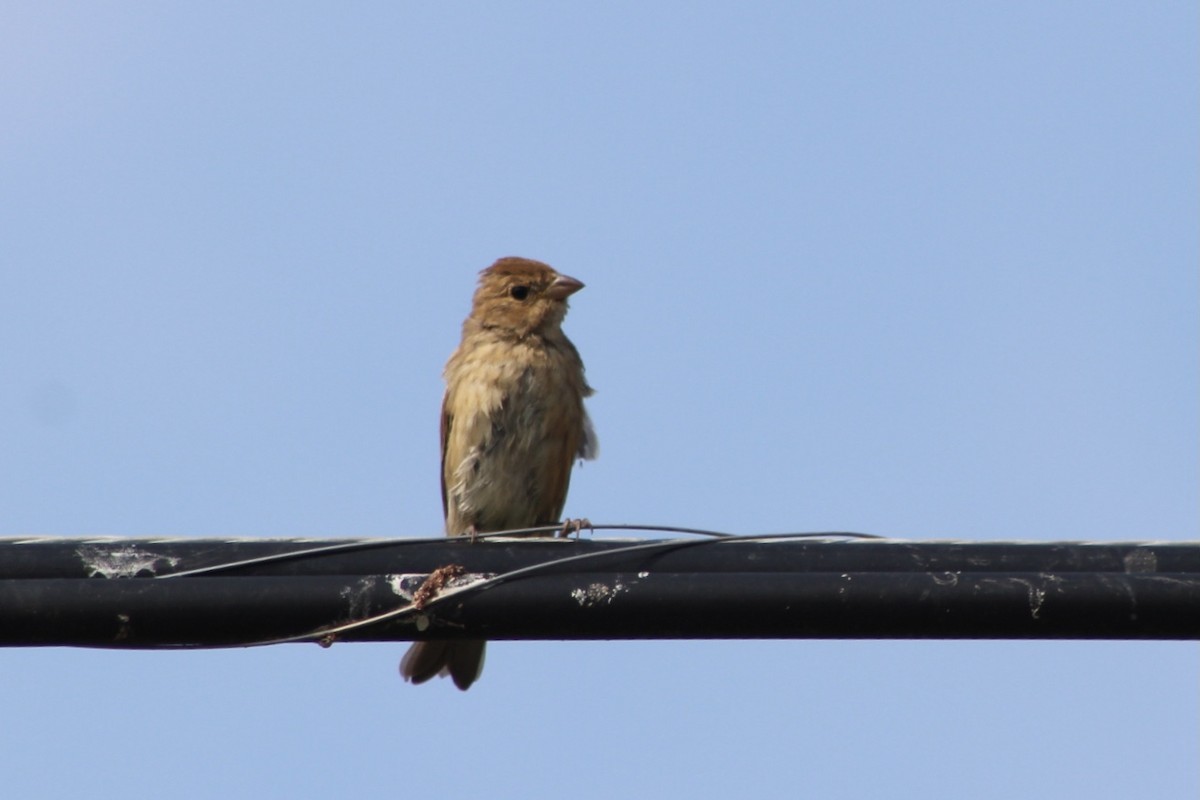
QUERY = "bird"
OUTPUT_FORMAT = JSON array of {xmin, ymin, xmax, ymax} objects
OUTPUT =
[{"xmin": 399, "ymin": 256, "xmax": 597, "ymax": 690}]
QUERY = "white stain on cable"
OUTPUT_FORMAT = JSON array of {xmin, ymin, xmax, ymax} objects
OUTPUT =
[
  {"xmin": 931, "ymin": 571, "xmax": 960, "ymax": 586},
  {"xmin": 385, "ymin": 572, "xmax": 495, "ymax": 632},
  {"xmin": 385, "ymin": 572, "xmax": 495, "ymax": 600},
  {"xmin": 1027, "ymin": 583, "xmax": 1046, "ymax": 619},
  {"xmin": 340, "ymin": 577, "xmax": 377, "ymax": 618},
  {"xmin": 570, "ymin": 581, "xmax": 627, "ymax": 607},
  {"xmin": 1123, "ymin": 549, "xmax": 1157, "ymax": 574},
  {"xmin": 388, "ymin": 574, "xmax": 421, "ymax": 600},
  {"xmin": 77, "ymin": 545, "xmax": 180, "ymax": 578},
  {"xmin": 1007, "ymin": 577, "xmax": 1049, "ymax": 619}
]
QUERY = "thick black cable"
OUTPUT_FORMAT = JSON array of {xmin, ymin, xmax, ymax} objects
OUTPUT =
[{"xmin": 0, "ymin": 532, "xmax": 1195, "ymax": 646}]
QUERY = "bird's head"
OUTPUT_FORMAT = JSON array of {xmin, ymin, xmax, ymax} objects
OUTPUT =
[{"xmin": 468, "ymin": 257, "xmax": 584, "ymax": 337}]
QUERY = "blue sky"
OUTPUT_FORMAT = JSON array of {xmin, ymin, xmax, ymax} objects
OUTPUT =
[{"xmin": 2, "ymin": 3, "xmax": 1196, "ymax": 797}]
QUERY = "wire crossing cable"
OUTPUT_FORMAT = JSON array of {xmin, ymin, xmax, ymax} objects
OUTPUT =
[{"xmin": 0, "ymin": 529, "xmax": 1195, "ymax": 648}]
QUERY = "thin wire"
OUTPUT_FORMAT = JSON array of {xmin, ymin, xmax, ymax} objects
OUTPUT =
[
  {"xmin": 586, "ymin": 523, "xmax": 737, "ymax": 539},
  {"xmin": 232, "ymin": 529, "xmax": 889, "ymax": 648},
  {"xmin": 713, "ymin": 531, "xmax": 888, "ymax": 543},
  {"xmin": 246, "ymin": 536, "xmax": 718, "ymax": 647},
  {"xmin": 158, "ymin": 524, "xmax": 882, "ymax": 579},
  {"xmin": 159, "ymin": 539, "xmax": 420, "ymax": 579}
]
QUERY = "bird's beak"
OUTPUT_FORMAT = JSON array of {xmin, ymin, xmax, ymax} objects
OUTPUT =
[{"xmin": 547, "ymin": 273, "xmax": 585, "ymax": 300}]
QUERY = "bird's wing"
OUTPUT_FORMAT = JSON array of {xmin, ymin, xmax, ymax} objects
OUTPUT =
[{"xmin": 439, "ymin": 390, "xmax": 452, "ymax": 522}]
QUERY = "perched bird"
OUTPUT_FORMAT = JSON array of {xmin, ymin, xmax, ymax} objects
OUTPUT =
[{"xmin": 399, "ymin": 257, "xmax": 597, "ymax": 690}]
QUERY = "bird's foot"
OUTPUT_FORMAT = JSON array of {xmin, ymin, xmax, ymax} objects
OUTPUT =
[{"xmin": 558, "ymin": 518, "xmax": 592, "ymax": 539}]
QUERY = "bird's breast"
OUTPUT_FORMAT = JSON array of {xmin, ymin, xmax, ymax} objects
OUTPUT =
[{"xmin": 443, "ymin": 335, "xmax": 586, "ymax": 533}]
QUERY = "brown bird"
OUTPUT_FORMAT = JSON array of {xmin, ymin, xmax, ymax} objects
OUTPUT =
[{"xmin": 399, "ymin": 257, "xmax": 597, "ymax": 690}]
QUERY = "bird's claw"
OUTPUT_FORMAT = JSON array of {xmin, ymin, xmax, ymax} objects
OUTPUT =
[{"xmin": 558, "ymin": 518, "xmax": 592, "ymax": 539}]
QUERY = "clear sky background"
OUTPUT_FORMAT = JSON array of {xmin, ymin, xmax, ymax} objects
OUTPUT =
[{"xmin": 2, "ymin": 3, "xmax": 1196, "ymax": 798}]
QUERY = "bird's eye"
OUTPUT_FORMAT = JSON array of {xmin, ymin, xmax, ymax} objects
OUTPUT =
[{"xmin": 509, "ymin": 285, "xmax": 530, "ymax": 301}]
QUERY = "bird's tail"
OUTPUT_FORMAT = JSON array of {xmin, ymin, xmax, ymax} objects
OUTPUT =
[{"xmin": 400, "ymin": 639, "xmax": 486, "ymax": 691}]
